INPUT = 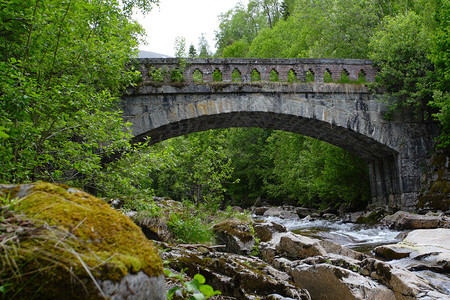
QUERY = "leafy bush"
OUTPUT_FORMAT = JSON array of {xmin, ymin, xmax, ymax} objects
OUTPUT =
[{"xmin": 168, "ymin": 212, "xmax": 215, "ymax": 244}]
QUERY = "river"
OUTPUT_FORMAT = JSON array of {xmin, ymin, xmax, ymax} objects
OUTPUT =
[{"xmin": 255, "ymin": 215, "xmax": 450, "ymax": 295}]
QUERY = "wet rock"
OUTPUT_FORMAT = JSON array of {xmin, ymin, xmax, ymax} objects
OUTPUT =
[
  {"xmin": 261, "ymin": 231, "xmax": 365, "ymax": 263},
  {"xmin": 381, "ymin": 211, "xmax": 449, "ymax": 230},
  {"xmin": 360, "ymin": 258, "xmax": 449, "ymax": 299},
  {"xmin": 290, "ymin": 263, "xmax": 395, "ymax": 300},
  {"xmin": 318, "ymin": 240, "xmax": 366, "ymax": 261},
  {"xmin": 322, "ymin": 213, "xmax": 338, "ymax": 220},
  {"xmin": 373, "ymin": 244, "xmax": 412, "ymax": 260},
  {"xmin": 264, "ymin": 206, "xmax": 299, "ymax": 219},
  {"xmin": 355, "ymin": 209, "xmax": 387, "ymax": 225},
  {"xmin": 213, "ymin": 220, "xmax": 255, "ymax": 255},
  {"xmin": 253, "ymin": 220, "xmax": 288, "ymax": 242},
  {"xmin": 254, "ymin": 206, "xmax": 270, "ymax": 215},
  {"xmin": 342, "ymin": 211, "xmax": 365, "ymax": 223},
  {"xmin": 158, "ymin": 242, "xmax": 311, "ymax": 300},
  {"xmin": 375, "ymin": 229, "xmax": 450, "ymax": 273},
  {"xmin": 261, "ymin": 232, "xmax": 327, "ymax": 263},
  {"xmin": 295, "ymin": 207, "xmax": 319, "ymax": 218}
]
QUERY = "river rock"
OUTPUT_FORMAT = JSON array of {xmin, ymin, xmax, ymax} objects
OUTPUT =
[
  {"xmin": 381, "ymin": 211, "xmax": 449, "ymax": 230},
  {"xmin": 264, "ymin": 206, "xmax": 299, "ymax": 219},
  {"xmin": 291, "ymin": 263, "xmax": 395, "ymax": 300},
  {"xmin": 318, "ymin": 239, "xmax": 366, "ymax": 260},
  {"xmin": 0, "ymin": 182, "xmax": 165, "ymax": 300},
  {"xmin": 295, "ymin": 207, "xmax": 319, "ymax": 218},
  {"xmin": 375, "ymin": 229, "xmax": 450, "ymax": 273},
  {"xmin": 158, "ymin": 241, "xmax": 311, "ymax": 300},
  {"xmin": 261, "ymin": 232, "xmax": 327, "ymax": 263},
  {"xmin": 253, "ymin": 220, "xmax": 288, "ymax": 242},
  {"xmin": 254, "ymin": 206, "xmax": 270, "ymax": 215},
  {"xmin": 360, "ymin": 258, "xmax": 449, "ymax": 299},
  {"xmin": 261, "ymin": 231, "xmax": 365, "ymax": 263},
  {"xmin": 322, "ymin": 213, "xmax": 338, "ymax": 220},
  {"xmin": 213, "ymin": 220, "xmax": 255, "ymax": 255},
  {"xmin": 373, "ymin": 244, "xmax": 412, "ymax": 260}
]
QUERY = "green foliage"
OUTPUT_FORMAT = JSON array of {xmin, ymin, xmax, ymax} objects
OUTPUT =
[
  {"xmin": 264, "ymin": 131, "xmax": 370, "ymax": 209},
  {"xmin": 428, "ymin": 0, "xmax": 450, "ymax": 148},
  {"xmin": 223, "ymin": 39, "xmax": 249, "ymax": 58},
  {"xmin": 151, "ymin": 67, "xmax": 165, "ymax": 82},
  {"xmin": 193, "ymin": 69, "xmax": 203, "ymax": 83},
  {"xmin": 189, "ymin": 45, "xmax": 197, "ymax": 58},
  {"xmin": 287, "ymin": 70, "xmax": 297, "ymax": 83},
  {"xmin": 369, "ymin": 11, "xmax": 433, "ymax": 112},
  {"xmin": 429, "ymin": 90, "xmax": 450, "ymax": 148},
  {"xmin": 232, "ymin": 69, "xmax": 242, "ymax": 82},
  {"xmin": 212, "ymin": 69, "xmax": 223, "ymax": 82},
  {"xmin": 173, "ymin": 36, "xmax": 187, "ymax": 82},
  {"xmin": 323, "ymin": 71, "xmax": 333, "ymax": 83},
  {"xmin": 305, "ymin": 70, "xmax": 314, "ymax": 82},
  {"xmin": 167, "ymin": 211, "xmax": 215, "ymax": 244},
  {"xmin": 0, "ymin": 0, "xmax": 158, "ymax": 185},
  {"xmin": 215, "ymin": 1, "xmax": 281, "ymax": 57},
  {"xmin": 269, "ymin": 69, "xmax": 279, "ymax": 81},
  {"xmin": 171, "ymin": 69, "xmax": 184, "ymax": 82},
  {"xmin": 165, "ymin": 269, "xmax": 221, "ymax": 300},
  {"xmin": 251, "ymin": 69, "xmax": 261, "ymax": 81}
]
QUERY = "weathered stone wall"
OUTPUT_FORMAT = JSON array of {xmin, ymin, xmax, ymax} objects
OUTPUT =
[{"xmin": 122, "ymin": 58, "xmax": 440, "ymax": 210}]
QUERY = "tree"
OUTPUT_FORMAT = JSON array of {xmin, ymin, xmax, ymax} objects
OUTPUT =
[
  {"xmin": 214, "ymin": 1, "xmax": 274, "ymax": 57},
  {"xmin": 369, "ymin": 11, "xmax": 433, "ymax": 114},
  {"xmin": 188, "ymin": 44, "xmax": 197, "ymax": 58},
  {"xmin": 0, "ymin": 0, "xmax": 158, "ymax": 185},
  {"xmin": 197, "ymin": 33, "xmax": 211, "ymax": 58},
  {"xmin": 428, "ymin": 0, "xmax": 449, "ymax": 148}
]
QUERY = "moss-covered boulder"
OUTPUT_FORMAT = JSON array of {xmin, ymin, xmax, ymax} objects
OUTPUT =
[{"xmin": 0, "ymin": 182, "xmax": 165, "ymax": 299}]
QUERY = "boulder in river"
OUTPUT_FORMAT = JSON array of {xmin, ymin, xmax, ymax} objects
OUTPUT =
[
  {"xmin": 253, "ymin": 220, "xmax": 288, "ymax": 242},
  {"xmin": 381, "ymin": 211, "xmax": 449, "ymax": 230},
  {"xmin": 264, "ymin": 206, "xmax": 299, "ymax": 219},
  {"xmin": 360, "ymin": 258, "xmax": 448, "ymax": 299},
  {"xmin": 374, "ymin": 228, "xmax": 450, "ymax": 273}
]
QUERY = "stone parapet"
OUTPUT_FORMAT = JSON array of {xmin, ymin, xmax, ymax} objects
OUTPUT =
[{"xmin": 137, "ymin": 57, "xmax": 377, "ymax": 84}]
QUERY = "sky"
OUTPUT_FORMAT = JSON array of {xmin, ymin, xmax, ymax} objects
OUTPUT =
[{"xmin": 134, "ymin": 0, "xmax": 249, "ymax": 57}]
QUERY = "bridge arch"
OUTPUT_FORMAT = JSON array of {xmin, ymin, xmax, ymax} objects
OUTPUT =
[{"xmin": 122, "ymin": 58, "xmax": 438, "ymax": 210}]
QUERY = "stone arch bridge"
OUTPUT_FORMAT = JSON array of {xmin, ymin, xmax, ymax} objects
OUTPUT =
[{"xmin": 121, "ymin": 58, "xmax": 438, "ymax": 210}]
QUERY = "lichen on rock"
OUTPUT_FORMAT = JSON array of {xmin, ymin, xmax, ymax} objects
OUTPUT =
[{"xmin": 0, "ymin": 182, "xmax": 164, "ymax": 299}]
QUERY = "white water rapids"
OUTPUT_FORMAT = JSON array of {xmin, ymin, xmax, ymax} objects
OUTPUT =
[{"xmin": 258, "ymin": 215, "xmax": 403, "ymax": 252}]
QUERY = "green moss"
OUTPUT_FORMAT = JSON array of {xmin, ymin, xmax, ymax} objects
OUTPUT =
[
  {"xmin": 213, "ymin": 220, "xmax": 254, "ymax": 243},
  {"xmin": 1, "ymin": 182, "xmax": 163, "ymax": 299},
  {"xmin": 355, "ymin": 210, "xmax": 386, "ymax": 225}
]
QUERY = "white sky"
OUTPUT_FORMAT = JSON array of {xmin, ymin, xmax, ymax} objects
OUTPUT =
[{"xmin": 134, "ymin": 0, "xmax": 249, "ymax": 56}]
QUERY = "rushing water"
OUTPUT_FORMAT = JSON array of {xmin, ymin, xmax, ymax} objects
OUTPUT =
[
  {"xmin": 255, "ymin": 215, "xmax": 450, "ymax": 295},
  {"xmin": 257, "ymin": 215, "xmax": 403, "ymax": 253}
]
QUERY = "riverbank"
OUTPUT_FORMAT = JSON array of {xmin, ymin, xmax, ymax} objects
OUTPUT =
[
  {"xmin": 135, "ymin": 199, "xmax": 449, "ymax": 299},
  {"xmin": 1, "ymin": 184, "xmax": 448, "ymax": 299}
]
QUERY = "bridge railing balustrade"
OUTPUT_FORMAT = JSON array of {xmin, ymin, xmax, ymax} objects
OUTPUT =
[{"xmin": 140, "ymin": 58, "xmax": 377, "ymax": 85}]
